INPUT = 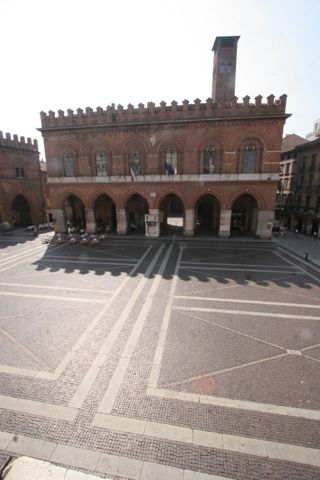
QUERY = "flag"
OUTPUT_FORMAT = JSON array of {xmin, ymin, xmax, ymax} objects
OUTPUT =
[
  {"xmin": 130, "ymin": 166, "xmax": 136, "ymax": 182},
  {"xmin": 165, "ymin": 160, "xmax": 174, "ymax": 176}
]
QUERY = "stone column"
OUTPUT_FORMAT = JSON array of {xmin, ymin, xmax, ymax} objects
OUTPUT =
[
  {"xmin": 146, "ymin": 208, "xmax": 160, "ymax": 237},
  {"xmin": 184, "ymin": 209, "xmax": 194, "ymax": 236},
  {"xmin": 219, "ymin": 209, "xmax": 231, "ymax": 237},
  {"xmin": 116, "ymin": 209, "xmax": 127, "ymax": 234},
  {"xmin": 256, "ymin": 210, "xmax": 274, "ymax": 239},
  {"xmin": 51, "ymin": 209, "xmax": 66, "ymax": 233},
  {"xmin": 85, "ymin": 209, "xmax": 96, "ymax": 233}
]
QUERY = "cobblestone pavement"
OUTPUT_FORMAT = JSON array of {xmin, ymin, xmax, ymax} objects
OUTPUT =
[{"xmin": 0, "ymin": 232, "xmax": 319, "ymax": 479}]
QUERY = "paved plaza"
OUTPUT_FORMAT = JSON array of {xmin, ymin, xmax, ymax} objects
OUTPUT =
[{"xmin": 0, "ymin": 232, "xmax": 319, "ymax": 479}]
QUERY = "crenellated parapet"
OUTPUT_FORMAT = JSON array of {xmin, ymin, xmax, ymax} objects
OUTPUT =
[
  {"xmin": 39, "ymin": 94, "xmax": 288, "ymax": 129},
  {"xmin": 0, "ymin": 131, "xmax": 38, "ymax": 151}
]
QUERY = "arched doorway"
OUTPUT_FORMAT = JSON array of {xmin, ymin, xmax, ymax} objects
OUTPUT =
[
  {"xmin": 126, "ymin": 194, "xmax": 149, "ymax": 233},
  {"xmin": 231, "ymin": 194, "xmax": 259, "ymax": 236},
  {"xmin": 159, "ymin": 193, "xmax": 184, "ymax": 235},
  {"xmin": 12, "ymin": 195, "xmax": 31, "ymax": 226},
  {"xmin": 63, "ymin": 195, "xmax": 85, "ymax": 230},
  {"xmin": 195, "ymin": 194, "xmax": 220, "ymax": 235},
  {"xmin": 94, "ymin": 194, "xmax": 116, "ymax": 233}
]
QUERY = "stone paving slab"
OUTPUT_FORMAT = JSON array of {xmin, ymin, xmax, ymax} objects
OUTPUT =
[{"xmin": 0, "ymin": 238, "xmax": 319, "ymax": 479}]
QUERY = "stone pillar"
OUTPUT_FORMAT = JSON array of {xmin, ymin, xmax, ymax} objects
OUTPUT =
[
  {"xmin": 256, "ymin": 210, "xmax": 274, "ymax": 239},
  {"xmin": 219, "ymin": 209, "xmax": 231, "ymax": 237},
  {"xmin": 85, "ymin": 209, "xmax": 96, "ymax": 233},
  {"xmin": 145, "ymin": 209, "xmax": 160, "ymax": 237},
  {"xmin": 184, "ymin": 209, "xmax": 194, "ymax": 236},
  {"xmin": 116, "ymin": 209, "xmax": 127, "ymax": 234},
  {"xmin": 51, "ymin": 209, "xmax": 66, "ymax": 233}
]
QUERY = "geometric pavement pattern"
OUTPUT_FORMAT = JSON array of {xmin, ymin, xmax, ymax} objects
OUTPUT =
[{"xmin": 0, "ymin": 233, "xmax": 319, "ymax": 479}]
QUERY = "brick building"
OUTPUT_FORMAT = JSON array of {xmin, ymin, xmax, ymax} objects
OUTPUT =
[
  {"xmin": 0, "ymin": 132, "xmax": 46, "ymax": 228},
  {"xmin": 40, "ymin": 36, "xmax": 289, "ymax": 238},
  {"xmin": 277, "ymin": 134, "xmax": 320, "ymax": 235}
]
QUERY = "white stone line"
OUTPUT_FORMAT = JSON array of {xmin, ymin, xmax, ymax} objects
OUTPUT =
[
  {"xmin": 0, "ymin": 281, "xmax": 114, "ymax": 294},
  {"xmin": 0, "ymin": 244, "xmax": 47, "ymax": 266},
  {"xmin": 0, "ymin": 244, "xmax": 64, "ymax": 273},
  {"xmin": 148, "ymin": 247, "xmax": 183, "ymax": 391},
  {"xmin": 0, "ymin": 246, "xmax": 151, "ymax": 381},
  {"xmin": 38, "ymin": 259, "xmax": 134, "ymax": 266},
  {"xmin": 92, "ymin": 413, "xmax": 320, "ymax": 468},
  {"xmin": 147, "ymin": 387, "xmax": 320, "ymax": 420},
  {"xmin": 96, "ymin": 243, "xmax": 173, "ymax": 414},
  {"xmin": 0, "ymin": 395, "xmax": 77, "ymax": 421},
  {"xmin": 69, "ymin": 244, "xmax": 165, "ymax": 409},
  {"xmin": 277, "ymin": 245, "xmax": 320, "ymax": 274},
  {"xmin": 180, "ymin": 266, "xmax": 297, "ymax": 273},
  {"xmin": 173, "ymin": 306, "xmax": 320, "ymax": 321},
  {"xmin": 0, "ymin": 290, "xmax": 105, "ymax": 303},
  {"xmin": 274, "ymin": 249, "xmax": 320, "ymax": 284},
  {"xmin": 182, "ymin": 262, "xmax": 296, "ymax": 268},
  {"xmin": 45, "ymin": 254, "xmax": 137, "ymax": 262},
  {"xmin": 0, "ymin": 431, "xmax": 234, "ymax": 480},
  {"xmin": 174, "ymin": 296, "xmax": 320, "ymax": 309},
  {"xmin": 0, "ymin": 325, "xmax": 52, "ymax": 372}
]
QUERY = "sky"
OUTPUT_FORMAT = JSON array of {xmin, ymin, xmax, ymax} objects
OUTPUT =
[{"xmin": 0, "ymin": 0, "xmax": 319, "ymax": 159}]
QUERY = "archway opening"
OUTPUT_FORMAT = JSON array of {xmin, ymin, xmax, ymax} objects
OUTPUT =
[
  {"xmin": 159, "ymin": 193, "xmax": 184, "ymax": 235},
  {"xmin": 231, "ymin": 194, "xmax": 259, "ymax": 236},
  {"xmin": 12, "ymin": 195, "xmax": 31, "ymax": 226},
  {"xmin": 63, "ymin": 195, "xmax": 85, "ymax": 230},
  {"xmin": 195, "ymin": 194, "xmax": 220, "ymax": 235},
  {"xmin": 94, "ymin": 194, "xmax": 116, "ymax": 233},
  {"xmin": 126, "ymin": 194, "xmax": 149, "ymax": 234}
]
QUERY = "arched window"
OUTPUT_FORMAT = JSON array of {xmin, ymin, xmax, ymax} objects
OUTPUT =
[
  {"xmin": 128, "ymin": 148, "xmax": 141, "ymax": 175},
  {"xmin": 63, "ymin": 153, "xmax": 74, "ymax": 177},
  {"xmin": 16, "ymin": 167, "xmax": 25, "ymax": 178},
  {"xmin": 203, "ymin": 146, "xmax": 216, "ymax": 174},
  {"xmin": 242, "ymin": 144, "xmax": 257, "ymax": 173},
  {"xmin": 164, "ymin": 146, "xmax": 178, "ymax": 175},
  {"xmin": 96, "ymin": 152, "xmax": 107, "ymax": 176}
]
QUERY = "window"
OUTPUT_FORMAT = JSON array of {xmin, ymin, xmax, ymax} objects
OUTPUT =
[
  {"xmin": 165, "ymin": 147, "xmax": 178, "ymax": 174},
  {"xmin": 203, "ymin": 146, "xmax": 216, "ymax": 174},
  {"xmin": 96, "ymin": 152, "xmax": 107, "ymax": 176},
  {"xmin": 227, "ymin": 61, "xmax": 232, "ymax": 73},
  {"xmin": 310, "ymin": 154, "xmax": 316, "ymax": 171},
  {"xmin": 242, "ymin": 144, "xmax": 257, "ymax": 173},
  {"xmin": 219, "ymin": 62, "xmax": 225, "ymax": 74},
  {"xmin": 16, "ymin": 167, "xmax": 24, "ymax": 178},
  {"xmin": 285, "ymin": 163, "xmax": 290, "ymax": 174},
  {"xmin": 296, "ymin": 195, "xmax": 301, "ymax": 208},
  {"xmin": 63, "ymin": 154, "xmax": 75, "ymax": 177},
  {"xmin": 306, "ymin": 196, "xmax": 310, "ymax": 209},
  {"xmin": 299, "ymin": 175, "xmax": 304, "ymax": 187},
  {"xmin": 129, "ymin": 148, "xmax": 141, "ymax": 176},
  {"xmin": 308, "ymin": 175, "xmax": 313, "ymax": 187}
]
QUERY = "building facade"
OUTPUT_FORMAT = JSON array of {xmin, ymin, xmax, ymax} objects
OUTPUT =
[
  {"xmin": 40, "ymin": 36, "xmax": 289, "ymax": 238},
  {"xmin": 0, "ymin": 132, "xmax": 45, "ymax": 228},
  {"xmin": 277, "ymin": 137, "xmax": 320, "ymax": 235}
]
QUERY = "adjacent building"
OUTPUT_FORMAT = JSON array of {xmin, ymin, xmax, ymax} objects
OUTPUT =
[
  {"xmin": 0, "ymin": 132, "xmax": 46, "ymax": 227},
  {"xmin": 39, "ymin": 36, "xmax": 289, "ymax": 238}
]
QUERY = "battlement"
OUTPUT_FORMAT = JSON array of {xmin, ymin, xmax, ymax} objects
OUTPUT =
[
  {"xmin": 0, "ymin": 131, "xmax": 38, "ymax": 151},
  {"xmin": 40, "ymin": 95, "xmax": 288, "ymax": 129}
]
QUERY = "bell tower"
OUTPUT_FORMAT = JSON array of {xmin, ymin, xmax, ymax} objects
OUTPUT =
[{"xmin": 212, "ymin": 36, "xmax": 240, "ymax": 102}]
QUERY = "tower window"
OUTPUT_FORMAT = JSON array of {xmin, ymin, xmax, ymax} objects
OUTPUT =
[
  {"xmin": 219, "ymin": 62, "xmax": 225, "ymax": 74},
  {"xmin": 16, "ymin": 167, "xmax": 25, "ymax": 178},
  {"xmin": 227, "ymin": 62, "xmax": 232, "ymax": 73}
]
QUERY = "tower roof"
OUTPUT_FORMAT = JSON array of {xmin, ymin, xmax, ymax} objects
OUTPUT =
[{"xmin": 212, "ymin": 36, "xmax": 240, "ymax": 51}]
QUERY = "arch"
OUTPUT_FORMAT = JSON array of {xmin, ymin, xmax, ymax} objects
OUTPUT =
[
  {"xmin": 93, "ymin": 194, "xmax": 117, "ymax": 233},
  {"xmin": 88, "ymin": 190, "xmax": 118, "ymax": 210},
  {"xmin": 194, "ymin": 194, "xmax": 221, "ymax": 235},
  {"xmin": 87, "ymin": 142, "xmax": 113, "ymax": 176},
  {"xmin": 228, "ymin": 188, "xmax": 265, "ymax": 211},
  {"xmin": 120, "ymin": 189, "xmax": 151, "ymax": 209},
  {"xmin": 195, "ymin": 136, "xmax": 223, "ymax": 174},
  {"xmin": 157, "ymin": 136, "xmax": 185, "ymax": 175},
  {"xmin": 125, "ymin": 193, "xmax": 149, "ymax": 234},
  {"xmin": 12, "ymin": 195, "xmax": 31, "ymax": 226},
  {"xmin": 63, "ymin": 194, "xmax": 86, "ymax": 230},
  {"xmin": 121, "ymin": 137, "xmax": 148, "ymax": 176},
  {"xmin": 159, "ymin": 193, "xmax": 185, "ymax": 235},
  {"xmin": 235, "ymin": 135, "xmax": 265, "ymax": 174},
  {"xmin": 231, "ymin": 193, "xmax": 259, "ymax": 236},
  {"xmin": 58, "ymin": 191, "xmax": 88, "ymax": 210}
]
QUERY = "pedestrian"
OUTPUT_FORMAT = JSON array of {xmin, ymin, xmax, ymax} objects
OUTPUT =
[
  {"xmin": 313, "ymin": 231, "xmax": 317, "ymax": 240},
  {"xmin": 295, "ymin": 229, "xmax": 299, "ymax": 237}
]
